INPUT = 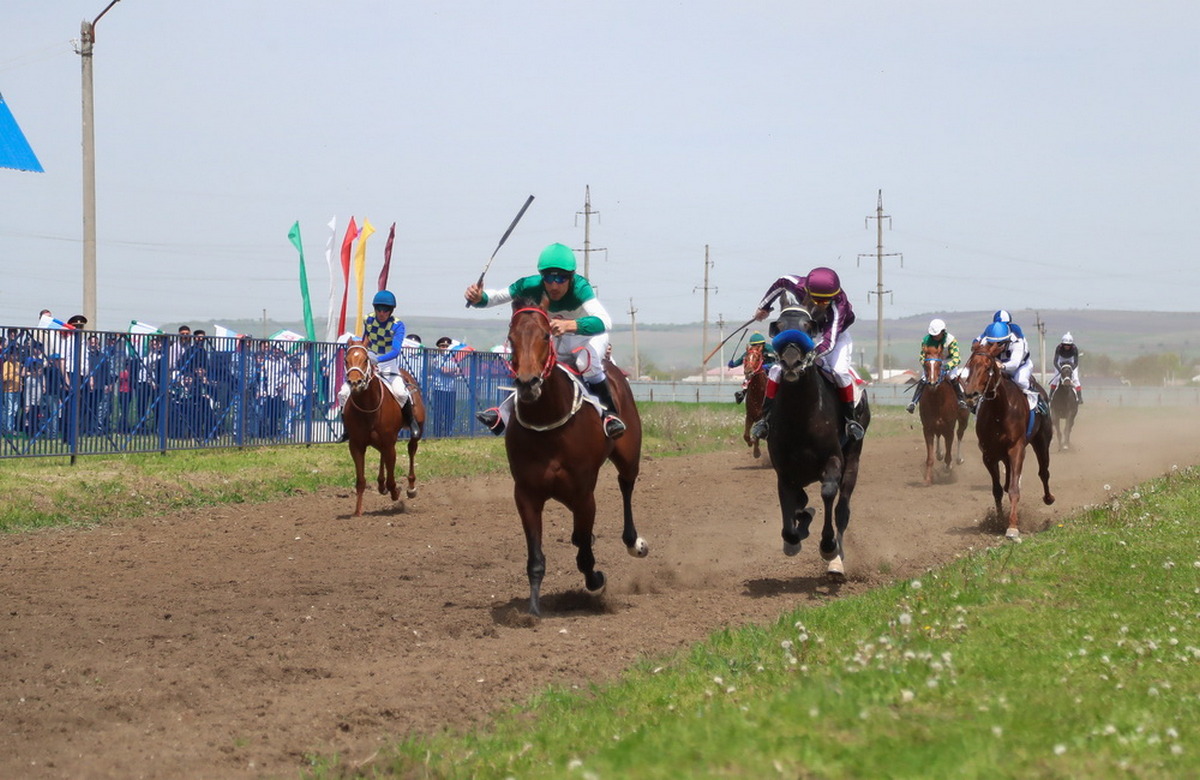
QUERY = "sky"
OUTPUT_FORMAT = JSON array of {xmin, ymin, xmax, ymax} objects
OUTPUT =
[{"xmin": 1, "ymin": 1, "xmax": 1198, "ymax": 335}]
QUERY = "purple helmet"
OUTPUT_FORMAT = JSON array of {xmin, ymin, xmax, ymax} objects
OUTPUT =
[{"xmin": 806, "ymin": 267, "xmax": 841, "ymax": 298}]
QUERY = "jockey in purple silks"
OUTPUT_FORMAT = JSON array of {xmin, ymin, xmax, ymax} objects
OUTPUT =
[{"xmin": 750, "ymin": 266, "xmax": 864, "ymax": 442}]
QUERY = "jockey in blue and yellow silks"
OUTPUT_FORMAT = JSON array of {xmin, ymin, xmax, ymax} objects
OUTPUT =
[{"xmin": 337, "ymin": 289, "xmax": 415, "ymax": 421}]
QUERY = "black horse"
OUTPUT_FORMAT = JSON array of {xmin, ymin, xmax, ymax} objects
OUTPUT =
[
  {"xmin": 767, "ymin": 308, "xmax": 870, "ymax": 582},
  {"xmin": 1049, "ymin": 364, "xmax": 1080, "ymax": 451}
]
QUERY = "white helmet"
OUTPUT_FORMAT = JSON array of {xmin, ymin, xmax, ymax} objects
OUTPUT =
[
  {"xmin": 928, "ymin": 318, "xmax": 946, "ymax": 336},
  {"xmin": 1061, "ymin": 332, "xmax": 1074, "ymax": 345}
]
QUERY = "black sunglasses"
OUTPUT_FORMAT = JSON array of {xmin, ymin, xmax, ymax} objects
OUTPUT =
[{"xmin": 541, "ymin": 272, "xmax": 572, "ymax": 284}]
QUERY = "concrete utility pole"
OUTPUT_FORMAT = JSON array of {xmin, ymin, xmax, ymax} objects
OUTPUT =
[
  {"xmin": 695, "ymin": 245, "xmax": 717, "ymax": 382},
  {"xmin": 575, "ymin": 185, "xmax": 606, "ymax": 283},
  {"xmin": 857, "ymin": 190, "xmax": 902, "ymax": 381},
  {"xmin": 76, "ymin": 0, "xmax": 122, "ymax": 328},
  {"xmin": 628, "ymin": 298, "xmax": 640, "ymax": 379},
  {"xmin": 1034, "ymin": 311, "xmax": 1047, "ymax": 383},
  {"xmin": 716, "ymin": 313, "xmax": 726, "ymax": 386}
]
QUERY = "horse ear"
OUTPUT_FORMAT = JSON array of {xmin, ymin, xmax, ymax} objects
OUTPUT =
[{"xmin": 539, "ymin": 293, "xmax": 550, "ymax": 310}]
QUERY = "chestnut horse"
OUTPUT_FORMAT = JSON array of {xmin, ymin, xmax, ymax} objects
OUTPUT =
[
  {"xmin": 768, "ymin": 309, "xmax": 869, "ymax": 582},
  {"xmin": 742, "ymin": 345, "xmax": 768, "ymax": 459},
  {"xmin": 961, "ymin": 343, "xmax": 1054, "ymax": 539},
  {"xmin": 341, "ymin": 341, "xmax": 426, "ymax": 517},
  {"xmin": 504, "ymin": 303, "xmax": 648, "ymax": 616},
  {"xmin": 918, "ymin": 343, "xmax": 969, "ymax": 484},
  {"xmin": 1049, "ymin": 364, "xmax": 1080, "ymax": 451}
]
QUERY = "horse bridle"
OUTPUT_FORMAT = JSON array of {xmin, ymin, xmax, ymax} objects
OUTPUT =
[
  {"xmin": 345, "ymin": 344, "xmax": 387, "ymax": 414},
  {"xmin": 922, "ymin": 353, "xmax": 944, "ymax": 384},
  {"xmin": 511, "ymin": 307, "xmax": 557, "ymax": 380},
  {"xmin": 969, "ymin": 348, "xmax": 1002, "ymax": 401}
]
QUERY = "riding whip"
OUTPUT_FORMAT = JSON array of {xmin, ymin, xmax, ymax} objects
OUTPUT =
[
  {"xmin": 703, "ymin": 316, "xmax": 758, "ymax": 365},
  {"xmin": 466, "ymin": 194, "xmax": 535, "ymax": 307}
]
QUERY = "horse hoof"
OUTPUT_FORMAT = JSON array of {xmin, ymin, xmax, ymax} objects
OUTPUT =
[
  {"xmin": 406, "ymin": 488, "xmax": 417, "ymax": 499},
  {"xmin": 586, "ymin": 570, "xmax": 607, "ymax": 596},
  {"xmin": 826, "ymin": 556, "xmax": 845, "ymax": 582},
  {"xmin": 1044, "ymin": 493, "xmax": 1055, "ymax": 506},
  {"xmin": 783, "ymin": 540, "xmax": 801, "ymax": 557},
  {"xmin": 1005, "ymin": 527, "xmax": 1021, "ymax": 541},
  {"xmin": 627, "ymin": 537, "xmax": 649, "ymax": 558}
]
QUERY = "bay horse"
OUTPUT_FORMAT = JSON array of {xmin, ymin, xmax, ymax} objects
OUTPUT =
[
  {"xmin": 341, "ymin": 340, "xmax": 426, "ymax": 517},
  {"xmin": 767, "ymin": 309, "xmax": 869, "ymax": 582},
  {"xmin": 961, "ymin": 343, "xmax": 1054, "ymax": 539},
  {"xmin": 1049, "ymin": 364, "xmax": 1079, "ymax": 451},
  {"xmin": 741, "ymin": 344, "xmax": 768, "ymax": 459},
  {"xmin": 504, "ymin": 302, "xmax": 648, "ymax": 616},
  {"xmin": 918, "ymin": 343, "xmax": 969, "ymax": 484}
]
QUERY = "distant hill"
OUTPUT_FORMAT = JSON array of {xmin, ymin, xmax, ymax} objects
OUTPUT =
[{"xmin": 165, "ymin": 309, "xmax": 1199, "ymax": 380}]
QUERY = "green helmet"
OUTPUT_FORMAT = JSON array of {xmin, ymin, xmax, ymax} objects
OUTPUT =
[
  {"xmin": 748, "ymin": 332, "xmax": 766, "ymax": 346},
  {"xmin": 537, "ymin": 243, "xmax": 577, "ymax": 273}
]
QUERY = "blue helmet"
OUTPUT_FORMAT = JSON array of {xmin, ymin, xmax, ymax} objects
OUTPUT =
[
  {"xmin": 993, "ymin": 309, "xmax": 1012, "ymax": 324},
  {"xmin": 981, "ymin": 321, "xmax": 1011, "ymax": 343},
  {"xmin": 373, "ymin": 290, "xmax": 397, "ymax": 308}
]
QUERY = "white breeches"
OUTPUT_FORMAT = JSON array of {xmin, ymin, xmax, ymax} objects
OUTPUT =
[
  {"xmin": 555, "ymin": 331, "xmax": 609, "ymax": 384},
  {"xmin": 766, "ymin": 332, "xmax": 853, "ymax": 388},
  {"xmin": 1049, "ymin": 370, "xmax": 1082, "ymax": 389},
  {"xmin": 337, "ymin": 359, "xmax": 410, "ymax": 408}
]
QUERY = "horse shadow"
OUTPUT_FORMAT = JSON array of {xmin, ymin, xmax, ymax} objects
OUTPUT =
[
  {"xmin": 490, "ymin": 591, "xmax": 616, "ymax": 627},
  {"xmin": 332, "ymin": 500, "xmax": 409, "ymax": 520},
  {"xmin": 743, "ymin": 576, "xmax": 846, "ymax": 600}
]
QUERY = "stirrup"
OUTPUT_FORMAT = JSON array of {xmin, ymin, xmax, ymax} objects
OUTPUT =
[
  {"xmin": 845, "ymin": 418, "xmax": 865, "ymax": 441},
  {"xmin": 750, "ymin": 418, "xmax": 769, "ymax": 440},
  {"xmin": 734, "ymin": 390, "xmax": 745, "ymax": 404},
  {"xmin": 905, "ymin": 402, "xmax": 916, "ymax": 414},
  {"xmin": 476, "ymin": 408, "xmax": 505, "ymax": 435},
  {"xmin": 603, "ymin": 414, "xmax": 626, "ymax": 440}
]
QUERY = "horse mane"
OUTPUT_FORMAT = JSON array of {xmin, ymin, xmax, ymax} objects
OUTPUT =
[{"xmin": 512, "ymin": 295, "xmax": 549, "ymax": 312}]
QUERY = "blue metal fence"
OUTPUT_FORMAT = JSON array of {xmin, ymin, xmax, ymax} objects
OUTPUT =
[{"xmin": 0, "ymin": 327, "xmax": 512, "ymax": 460}]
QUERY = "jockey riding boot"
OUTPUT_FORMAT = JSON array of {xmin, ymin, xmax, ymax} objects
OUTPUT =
[
  {"xmin": 842, "ymin": 399, "xmax": 865, "ymax": 441},
  {"xmin": 1076, "ymin": 389, "xmax": 1083, "ymax": 404},
  {"xmin": 476, "ymin": 407, "xmax": 505, "ymax": 436},
  {"xmin": 587, "ymin": 379, "xmax": 626, "ymax": 439},
  {"xmin": 953, "ymin": 379, "xmax": 968, "ymax": 409},
  {"xmin": 336, "ymin": 429, "xmax": 349, "ymax": 443},
  {"xmin": 906, "ymin": 381, "xmax": 925, "ymax": 414},
  {"xmin": 403, "ymin": 399, "xmax": 420, "ymax": 437},
  {"xmin": 734, "ymin": 389, "xmax": 746, "ymax": 404},
  {"xmin": 838, "ymin": 383, "xmax": 865, "ymax": 441},
  {"xmin": 750, "ymin": 396, "xmax": 773, "ymax": 440}
]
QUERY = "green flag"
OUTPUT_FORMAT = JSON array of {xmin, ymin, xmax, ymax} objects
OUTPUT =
[{"xmin": 288, "ymin": 221, "xmax": 317, "ymax": 341}]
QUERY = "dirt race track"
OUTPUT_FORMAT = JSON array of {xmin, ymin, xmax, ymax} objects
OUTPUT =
[{"xmin": 2, "ymin": 406, "xmax": 1198, "ymax": 779}]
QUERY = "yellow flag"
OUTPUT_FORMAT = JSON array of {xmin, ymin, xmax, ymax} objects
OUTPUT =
[{"xmin": 353, "ymin": 219, "xmax": 376, "ymax": 334}]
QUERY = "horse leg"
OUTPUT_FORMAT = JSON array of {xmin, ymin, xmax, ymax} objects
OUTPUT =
[
  {"xmin": 1004, "ymin": 445, "xmax": 1026, "ymax": 540},
  {"xmin": 381, "ymin": 441, "xmax": 399, "ymax": 502},
  {"xmin": 351, "ymin": 443, "xmax": 368, "ymax": 517},
  {"xmin": 817, "ymin": 465, "xmax": 842, "ymax": 571},
  {"xmin": 515, "ymin": 489, "xmax": 547, "ymax": 617},
  {"xmin": 405, "ymin": 436, "xmax": 419, "ymax": 498},
  {"xmin": 983, "ymin": 456, "xmax": 1005, "ymax": 526},
  {"xmin": 826, "ymin": 453, "xmax": 862, "ymax": 582},
  {"xmin": 1035, "ymin": 422, "xmax": 1056, "ymax": 507},
  {"xmin": 777, "ymin": 476, "xmax": 809, "ymax": 556},
  {"xmin": 618, "ymin": 473, "xmax": 648, "ymax": 558},
  {"xmin": 570, "ymin": 493, "xmax": 606, "ymax": 597},
  {"xmin": 923, "ymin": 426, "xmax": 936, "ymax": 485}
]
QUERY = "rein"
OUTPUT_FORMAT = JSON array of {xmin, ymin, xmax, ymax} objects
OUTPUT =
[
  {"xmin": 514, "ymin": 365, "xmax": 586, "ymax": 431},
  {"xmin": 511, "ymin": 307, "xmax": 557, "ymax": 379}
]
